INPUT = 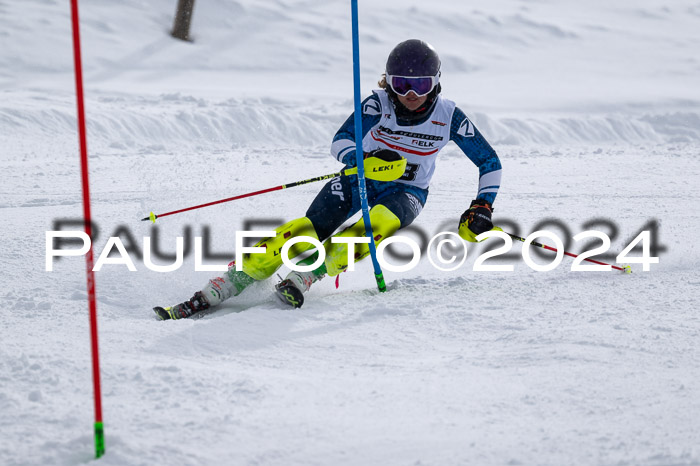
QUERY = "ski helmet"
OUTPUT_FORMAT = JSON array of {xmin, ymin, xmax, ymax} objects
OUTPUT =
[{"xmin": 385, "ymin": 39, "xmax": 441, "ymax": 122}]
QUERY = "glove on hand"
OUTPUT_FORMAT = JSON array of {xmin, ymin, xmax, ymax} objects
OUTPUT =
[
  {"xmin": 342, "ymin": 149, "xmax": 402, "ymax": 168},
  {"xmin": 341, "ymin": 150, "xmax": 358, "ymax": 168},
  {"xmin": 365, "ymin": 148, "xmax": 402, "ymax": 162},
  {"xmin": 458, "ymin": 199, "xmax": 494, "ymax": 242}
]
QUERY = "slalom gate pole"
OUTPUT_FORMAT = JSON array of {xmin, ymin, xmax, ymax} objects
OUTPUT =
[
  {"xmin": 501, "ymin": 230, "xmax": 631, "ymax": 273},
  {"xmin": 351, "ymin": 0, "xmax": 386, "ymax": 292},
  {"xmin": 70, "ymin": 0, "xmax": 105, "ymax": 458}
]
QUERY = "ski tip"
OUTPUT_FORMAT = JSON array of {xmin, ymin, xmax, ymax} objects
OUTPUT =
[{"xmin": 153, "ymin": 306, "xmax": 172, "ymax": 320}]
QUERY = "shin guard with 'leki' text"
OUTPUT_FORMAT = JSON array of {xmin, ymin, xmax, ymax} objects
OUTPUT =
[
  {"xmin": 323, "ymin": 204, "xmax": 400, "ymax": 277},
  {"xmin": 241, "ymin": 216, "xmax": 320, "ymax": 281}
]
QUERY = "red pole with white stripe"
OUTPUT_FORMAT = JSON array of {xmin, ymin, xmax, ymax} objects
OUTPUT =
[{"xmin": 69, "ymin": 0, "xmax": 105, "ymax": 457}]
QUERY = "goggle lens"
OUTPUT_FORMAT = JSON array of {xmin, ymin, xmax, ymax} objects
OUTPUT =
[{"xmin": 389, "ymin": 75, "xmax": 436, "ymax": 97}]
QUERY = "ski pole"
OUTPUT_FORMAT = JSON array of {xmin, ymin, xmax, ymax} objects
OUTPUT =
[
  {"xmin": 500, "ymin": 229, "xmax": 632, "ymax": 273},
  {"xmin": 141, "ymin": 157, "xmax": 407, "ymax": 223}
]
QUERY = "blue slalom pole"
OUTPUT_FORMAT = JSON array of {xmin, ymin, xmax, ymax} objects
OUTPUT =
[{"xmin": 350, "ymin": 0, "xmax": 386, "ymax": 292}]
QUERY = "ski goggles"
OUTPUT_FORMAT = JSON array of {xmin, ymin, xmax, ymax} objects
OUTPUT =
[{"xmin": 387, "ymin": 74, "xmax": 439, "ymax": 97}]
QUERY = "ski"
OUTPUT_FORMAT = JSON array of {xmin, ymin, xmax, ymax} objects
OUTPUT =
[
  {"xmin": 153, "ymin": 292, "xmax": 210, "ymax": 320},
  {"xmin": 153, "ymin": 306, "xmax": 173, "ymax": 321}
]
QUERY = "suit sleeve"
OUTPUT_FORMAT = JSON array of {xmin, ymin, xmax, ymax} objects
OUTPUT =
[
  {"xmin": 450, "ymin": 106, "xmax": 502, "ymax": 205},
  {"xmin": 331, "ymin": 93, "xmax": 383, "ymax": 165}
]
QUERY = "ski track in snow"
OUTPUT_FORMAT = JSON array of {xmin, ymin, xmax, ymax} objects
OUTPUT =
[{"xmin": 2, "ymin": 0, "xmax": 700, "ymax": 465}]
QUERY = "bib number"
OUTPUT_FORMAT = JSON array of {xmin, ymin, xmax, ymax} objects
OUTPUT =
[{"xmin": 400, "ymin": 163, "xmax": 420, "ymax": 182}]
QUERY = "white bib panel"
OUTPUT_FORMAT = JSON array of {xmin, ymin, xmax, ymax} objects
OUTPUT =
[{"xmin": 363, "ymin": 89, "xmax": 456, "ymax": 189}]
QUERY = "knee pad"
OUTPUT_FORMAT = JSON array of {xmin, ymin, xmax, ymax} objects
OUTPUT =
[
  {"xmin": 241, "ymin": 216, "xmax": 319, "ymax": 280},
  {"xmin": 323, "ymin": 204, "xmax": 401, "ymax": 276}
]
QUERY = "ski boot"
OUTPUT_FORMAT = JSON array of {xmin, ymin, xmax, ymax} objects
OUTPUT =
[
  {"xmin": 275, "ymin": 270, "xmax": 320, "ymax": 308},
  {"xmin": 153, "ymin": 291, "xmax": 210, "ymax": 320},
  {"xmin": 275, "ymin": 278, "xmax": 305, "ymax": 308}
]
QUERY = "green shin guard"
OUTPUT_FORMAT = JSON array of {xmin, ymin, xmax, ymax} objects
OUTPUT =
[
  {"xmin": 297, "ymin": 251, "xmax": 328, "ymax": 278},
  {"xmin": 225, "ymin": 269, "xmax": 256, "ymax": 296}
]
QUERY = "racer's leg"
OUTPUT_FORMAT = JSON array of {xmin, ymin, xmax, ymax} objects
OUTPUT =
[
  {"xmin": 216, "ymin": 174, "xmax": 360, "ymax": 302},
  {"xmin": 322, "ymin": 183, "xmax": 427, "ymax": 276}
]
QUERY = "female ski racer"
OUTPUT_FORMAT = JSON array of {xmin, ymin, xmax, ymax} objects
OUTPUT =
[{"xmin": 154, "ymin": 39, "xmax": 502, "ymax": 320}]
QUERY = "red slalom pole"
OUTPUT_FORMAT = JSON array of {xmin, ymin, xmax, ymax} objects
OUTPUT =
[{"xmin": 70, "ymin": 0, "xmax": 105, "ymax": 458}]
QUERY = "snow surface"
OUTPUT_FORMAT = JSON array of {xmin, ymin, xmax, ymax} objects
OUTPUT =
[{"xmin": 2, "ymin": 0, "xmax": 700, "ymax": 464}]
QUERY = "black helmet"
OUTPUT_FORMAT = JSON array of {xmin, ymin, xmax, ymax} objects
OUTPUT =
[
  {"xmin": 385, "ymin": 39, "xmax": 442, "ymax": 122},
  {"xmin": 386, "ymin": 39, "xmax": 441, "ymax": 77}
]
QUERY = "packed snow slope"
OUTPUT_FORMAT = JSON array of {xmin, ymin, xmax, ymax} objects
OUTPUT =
[
  {"xmin": 2, "ymin": 0, "xmax": 700, "ymax": 465},
  {"xmin": 4, "ymin": 0, "xmax": 700, "ymax": 148}
]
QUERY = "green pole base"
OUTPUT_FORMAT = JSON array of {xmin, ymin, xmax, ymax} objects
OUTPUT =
[
  {"xmin": 375, "ymin": 272, "xmax": 386, "ymax": 292},
  {"xmin": 94, "ymin": 422, "xmax": 105, "ymax": 458}
]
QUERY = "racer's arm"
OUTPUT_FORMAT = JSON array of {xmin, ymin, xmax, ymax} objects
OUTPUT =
[
  {"xmin": 450, "ymin": 107, "xmax": 502, "ymax": 206},
  {"xmin": 331, "ymin": 94, "xmax": 383, "ymax": 167}
]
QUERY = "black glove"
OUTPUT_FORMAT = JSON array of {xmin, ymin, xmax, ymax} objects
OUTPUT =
[
  {"xmin": 342, "ymin": 149, "xmax": 402, "ymax": 168},
  {"xmin": 458, "ymin": 199, "xmax": 493, "ymax": 242},
  {"xmin": 365, "ymin": 149, "xmax": 402, "ymax": 162}
]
